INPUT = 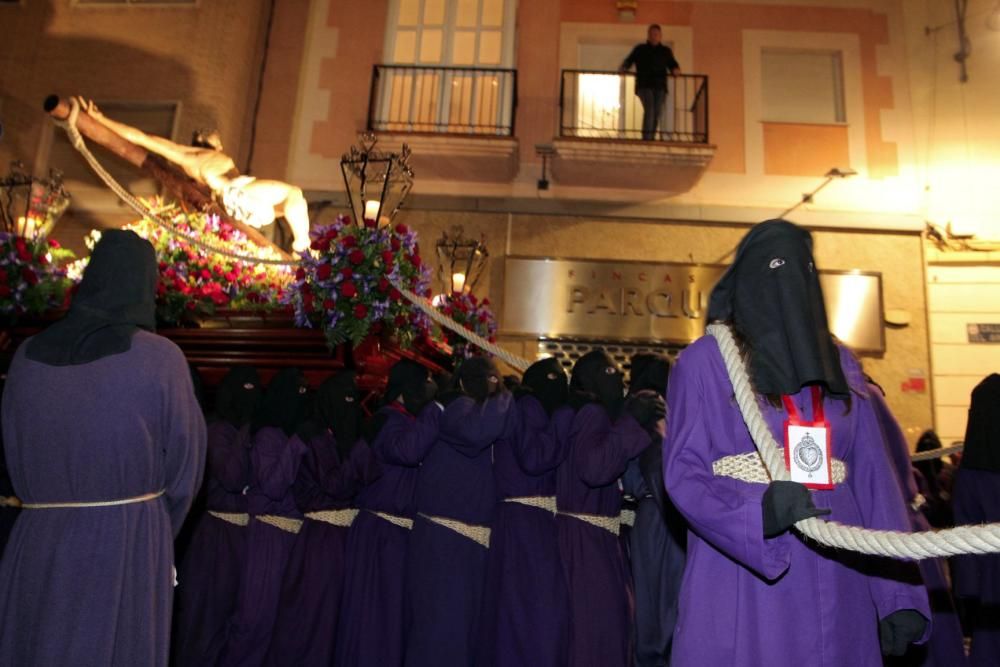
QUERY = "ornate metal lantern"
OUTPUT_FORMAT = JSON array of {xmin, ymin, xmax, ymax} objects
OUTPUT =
[
  {"xmin": 0, "ymin": 161, "xmax": 70, "ymax": 239},
  {"xmin": 435, "ymin": 225, "xmax": 488, "ymax": 296},
  {"xmin": 340, "ymin": 133, "xmax": 414, "ymax": 226}
]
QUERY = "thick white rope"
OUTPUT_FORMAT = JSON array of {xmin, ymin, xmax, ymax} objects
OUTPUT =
[
  {"xmin": 708, "ymin": 323, "xmax": 1000, "ymax": 559},
  {"xmin": 911, "ymin": 444, "xmax": 962, "ymax": 461},
  {"xmin": 52, "ymin": 99, "xmax": 296, "ymax": 267},
  {"xmin": 391, "ymin": 284, "xmax": 531, "ymax": 372}
]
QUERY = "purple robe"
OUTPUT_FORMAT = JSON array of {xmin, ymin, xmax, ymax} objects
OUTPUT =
[
  {"xmin": 220, "ymin": 426, "xmax": 307, "ymax": 667},
  {"xmin": 480, "ymin": 397, "xmax": 572, "ymax": 667},
  {"xmin": 0, "ymin": 445, "xmax": 18, "ymax": 560},
  {"xmin": 172, "ymin": 420, "xmax": 252, "ymax": 666},
  {"xmin": 0, "ymin": 332, "xmax": 206, "ymax": 667},
  {"xmin": 953, "ymin": 466, "xmax": 1000, "ymax": 667},
  {"xmin": 334, "ymin": 404, "xmax": 441, "ymax": 667},
  {"xmin": 870, "ymin": 388, "xmax": 967, "ymax": 667},
  {"xmin": 265, "ymin": 434, "xmax": 378, "ymax": 667},
  {"xmin": 664, "ymin": 337, "xmax": 930, "ymax": 666},
  {"xmin": 405, "ymin": 393, "xmax": 514, "ymax": 667},
  {"xmin": 557, "ymin": 402, "xmax": 651, "ymax": 667}
]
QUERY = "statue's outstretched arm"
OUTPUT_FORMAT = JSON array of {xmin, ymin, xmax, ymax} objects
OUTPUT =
[{"xmin": 75, "ymin": 97, "xmax": 195, "ymax": 168}]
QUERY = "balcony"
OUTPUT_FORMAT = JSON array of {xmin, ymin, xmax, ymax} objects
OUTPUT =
[
  {"xmin": 366, "ymin": 64, "xmax": 519, "ymax": 183},
  {"xmin": 551, "ymin": 70, "xmax": 716, "ymax": 192}
]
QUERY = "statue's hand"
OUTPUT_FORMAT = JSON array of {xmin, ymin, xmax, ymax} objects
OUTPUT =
[{"xmin": 74, "ymin": 96, "xmax": 103, "ymax": 119}]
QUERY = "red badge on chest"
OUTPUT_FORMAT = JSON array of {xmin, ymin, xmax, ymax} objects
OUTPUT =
[{"xmin": 781, "ymin": 386, "xmax": 834, "ymax": 490}]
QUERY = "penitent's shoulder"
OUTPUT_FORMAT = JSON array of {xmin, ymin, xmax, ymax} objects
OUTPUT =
[{"xmin": 130, "ymin": 330, "xmax": 188, "ymax": 369}]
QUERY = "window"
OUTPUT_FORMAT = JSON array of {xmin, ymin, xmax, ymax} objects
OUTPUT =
[
  {"xmin": 374, "ymin": 0, "xmax": 515, "ymax": 134},
  {"xmin": 47, "ymin": 101, "xmax": 179, "ymax": 207},
  {"xmin": 761, "ymin": 49, "xmax": 845, "ymax": 124}
]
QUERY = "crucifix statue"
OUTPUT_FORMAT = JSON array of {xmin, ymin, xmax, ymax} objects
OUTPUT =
[{"xmin": 73, "ymin": 97, "xmax": 311, "ymax": 253}]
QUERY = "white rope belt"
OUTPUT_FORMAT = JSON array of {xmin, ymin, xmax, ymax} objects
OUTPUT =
[
  {"xmin": 0, "ymin": 496, "xmax": 21, "ymax": 508},
  {"xmin": 559, "ymin": 511, "xmax": 621, "ymax": 536},
  {"xmin": 256, "ymin": 514, "xmax": 303, "ymax": 534},
  {"xmin": 305, "ymin": 509, "xmax": 359, "ymax": 527},
  {"xmin": 619, "ymin": 508, "xmax": 636, "ymax": 528},
  {"xmin": 20, "ymin": 489, "xmax": 164, "ymax": 510},
  {"xmin": 713, "ymin": 452, "xmax": 847, "ymax": 485},
  {"xmin": 503, "ymin": 495, "xmax": 558, "ymax": 515},
  {"xmin": 368, "ymin": 510, "xmax": 414, "ymax": 530},
  {"xmin": 419, "ymin": 513, "xmax": 491, "ymax": 548},
  {"xmin": 708, "ymin": 322, "xmax": 1000, "ymax": 559},
  {"xmin": 208, "ymin": 511, "xmax": 249, "ymax": 527}
]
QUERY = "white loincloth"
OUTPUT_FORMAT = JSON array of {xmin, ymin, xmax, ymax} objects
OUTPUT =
[{"xmin": 220, "ymin": 175, "xmax": 275, "ymax": 229}]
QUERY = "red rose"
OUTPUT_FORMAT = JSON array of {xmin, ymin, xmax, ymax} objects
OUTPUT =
[
  {"xmin": 185, "ymin": 301, "xmax": 196, "ymax": 311},
  {"xmin": 213, "ymin": 265, "xmax": 224, "ymax": 276},
  {"xmin": 443, "ymin": 306, "xmax": 454, "ymax": 316},
  {"xmin": 325, "ymin": 229, "xmax": 338, "ymax": 241},
  {"xmin": 381, "ymin": 250, "xmax": 394, "ymax": 264},
  {"xmin": 0, "ymin": 285, "xmax": 10, "ymax": 298},
  {"xmin": 341, "ymin": 267, "xmax": 353, "ymax": 279},
  {"xmin": 390, "ymin": 237, "xmax": 401, "ymax": 251},
  {"xmin": 317, "ymin": 263, "xmax": 333, "ymax": 280},
  {"xmin": 21, "ymin": 267, "xmax": 38, "ymax": 285},
  {"xmin": 0, "ymin": 268, "xmax": 8, "ymax": 281},
  {"xmin": 395, "ymin": 224, "xmax": 409, "ymax": 235},
  {"xmin": 365, "ymin": 218, "xmax": 377, "ymax": 228},
  {"xmin": 394, "ymin": 315, "xmax": 407, "ymax": 326},
  {"xmin": 224, "ymin": 272, "xmax": 236, "ymax": 282},
  {"xmin": 482, "ymin": 298, "xmax": 490, "ymax": 306},
  {"xmin": 353, "ymin": 303, "xmax": 369, "ymax": 319},
  {"xmin": 156, "ymin": 283, "xmax": 167, "ymax": 297},
  {"xmin": 390, "ymin": 288, "xmax": 402, "ymax": 301},
  {"xmin": 310, "ymin": 239, "xmax": 322, "ymax": 250},
  {"xmin": 488, "ymin": 336, "xmax": 497, "ymax": 343},
  {"xmin": 48, "ymin": 239, "xmax": 61, "ymax": 249},
  {"xmin": 378, "ymin": 277, "xmax": 389, "ymax": 292},
  {"xmin": 340, "ymin": 281, "xmax": 357, "ymax": 298},
  {"xmin": 200, "ymin": 269, "xmax": 211, "ymax": 280},
  {"xmin": 342, "ymin": 236, "xmax": 357, "ymax": 248},
  {"xmin": 294, "ymin": 267, "xmax": 305, "ymax": 280},
  {"xmin": 323, "ymin": 298, "xmax": 336, "ymax": 310},
  {"xmin": 470, "ymin": 294, "xmax": 479, "ymax": 305},
  {"xmin": 349, "ymin": 249, "xmax": 365, "ymax": 265},
  {"xmin": 478, "ymin": 312, "xmax": 489, "ymax": 323},
  {"xmin": 211, "ymin": 292, "xmax": 230, "ymax": 306}
]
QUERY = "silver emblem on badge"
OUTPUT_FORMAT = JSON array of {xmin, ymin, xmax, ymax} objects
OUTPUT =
[{"xmin": 793, "ymin": 433, "xmax": 823, "ymax": 477}]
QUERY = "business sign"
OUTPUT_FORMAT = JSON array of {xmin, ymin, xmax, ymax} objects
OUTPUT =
[
  {"xmin": 968, "ymin": 323, "xmax": 1000, "ymax": 343},
  {"xmin": 502, "ymin": 257, "xmax": 885, "ymax": 352}
]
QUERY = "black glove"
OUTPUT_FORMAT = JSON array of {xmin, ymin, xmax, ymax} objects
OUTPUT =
[
  {"xmin": 624, "ymin": 390, "xmax": 666, "ymax": 428},
  {"xmin": 879, "ymin": 610, "xmax": 927, "ymax": 656},
  {"xmin": 761, "ymin": 480, "xmax": 831, "ymax": 537}
]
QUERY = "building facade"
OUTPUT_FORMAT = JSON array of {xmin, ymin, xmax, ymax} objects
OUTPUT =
[{"xmin": 4, "ymin": 0, "xmax": 1000, "ymax": 445}]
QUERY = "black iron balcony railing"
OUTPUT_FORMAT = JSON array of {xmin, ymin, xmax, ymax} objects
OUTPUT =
[
  {"xmin": 559, "ymin": 70, "xmax": 709, "ymax": 143},
  {"xmin": 367, "ymin": 64, "xmax": 517, "ymax": 137}
]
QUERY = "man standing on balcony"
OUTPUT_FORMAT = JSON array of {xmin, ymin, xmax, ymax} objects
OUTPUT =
[{"xmin": 620, "ymin": 25, "xmax": 681, "ymax": 141}]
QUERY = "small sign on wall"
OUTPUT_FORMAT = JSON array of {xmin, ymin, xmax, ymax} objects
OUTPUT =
[{"xmin": 968, "ymin": 323, "xmax": 1000, "ymax": 343}]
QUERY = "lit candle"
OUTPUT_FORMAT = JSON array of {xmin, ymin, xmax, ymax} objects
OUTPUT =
[
  {"xmin": 452, "ymin": 272, "xmax": 467, "ymax": 293},
  {"xmin": 364, "ymin": 200, "xmax": 380, "ymax": 222},
  {"xmin": 15, "ymin": 216, "xmax": 27, "ymax": 237}
]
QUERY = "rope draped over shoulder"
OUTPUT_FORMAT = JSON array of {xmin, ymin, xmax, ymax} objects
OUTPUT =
[{"xmin": 708, "ymin": 322, "xmax": 1000, "ymax": 560}]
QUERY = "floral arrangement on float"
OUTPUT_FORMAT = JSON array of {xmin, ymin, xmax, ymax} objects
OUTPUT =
[
  {"xmin": 433, "ymin": 290, "xmax": 497, "ymax": 359},
  {"xmin": 74, "ymin": 200, "xmax": 293, "ymax": 325},
  {"xmin": 290, "ymin": 214, "xmax": 433, "ymax": 349},
  {"xmin": 0, "ymin": 232, "xmax": 75, "ymax": 323}
]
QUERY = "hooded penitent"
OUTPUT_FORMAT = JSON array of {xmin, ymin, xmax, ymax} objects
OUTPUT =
[
  {"xmin": 707, "ymin": 219, "xmax": 848, "ymax": 397},
  {"xmin": 215, "ymin": 367, "xmax": 263, "ymax": 428},
  {"xmin": 571, "ymin": 350, "xmax": 625, "ymax": 415},
  {"xmin": 384, "ymin": 359, "xmax": 437, "ymax": 416},
  {"xmin": 961, "ymin": 374, "xmax": 1000, "ymax": 473},
  {"xmin": 456, "ymin": 356, "xmax": 502, "ymax": 403},
  {"xmin": 26, "ymin": 229, "xmax": 158, "ymax": 366},
  {"xmin": 316, "ymin": 371, "xmax": 361, "ymax": 459},
  {"xmin": 254, "ymin": 367, "xmax": 309, "ymax": 436},
  {"xmin": 628, "ymin": 353, "xmax": 671, "ymax": 399},
  {"xmin": 520, "ymin": 357, "xmax": 569, "ymax": 415}
]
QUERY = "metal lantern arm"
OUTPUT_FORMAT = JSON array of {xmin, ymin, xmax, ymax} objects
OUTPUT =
[{"xmin": 340, "ymin": 133, "xmax": 414, "ymax": 226}]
